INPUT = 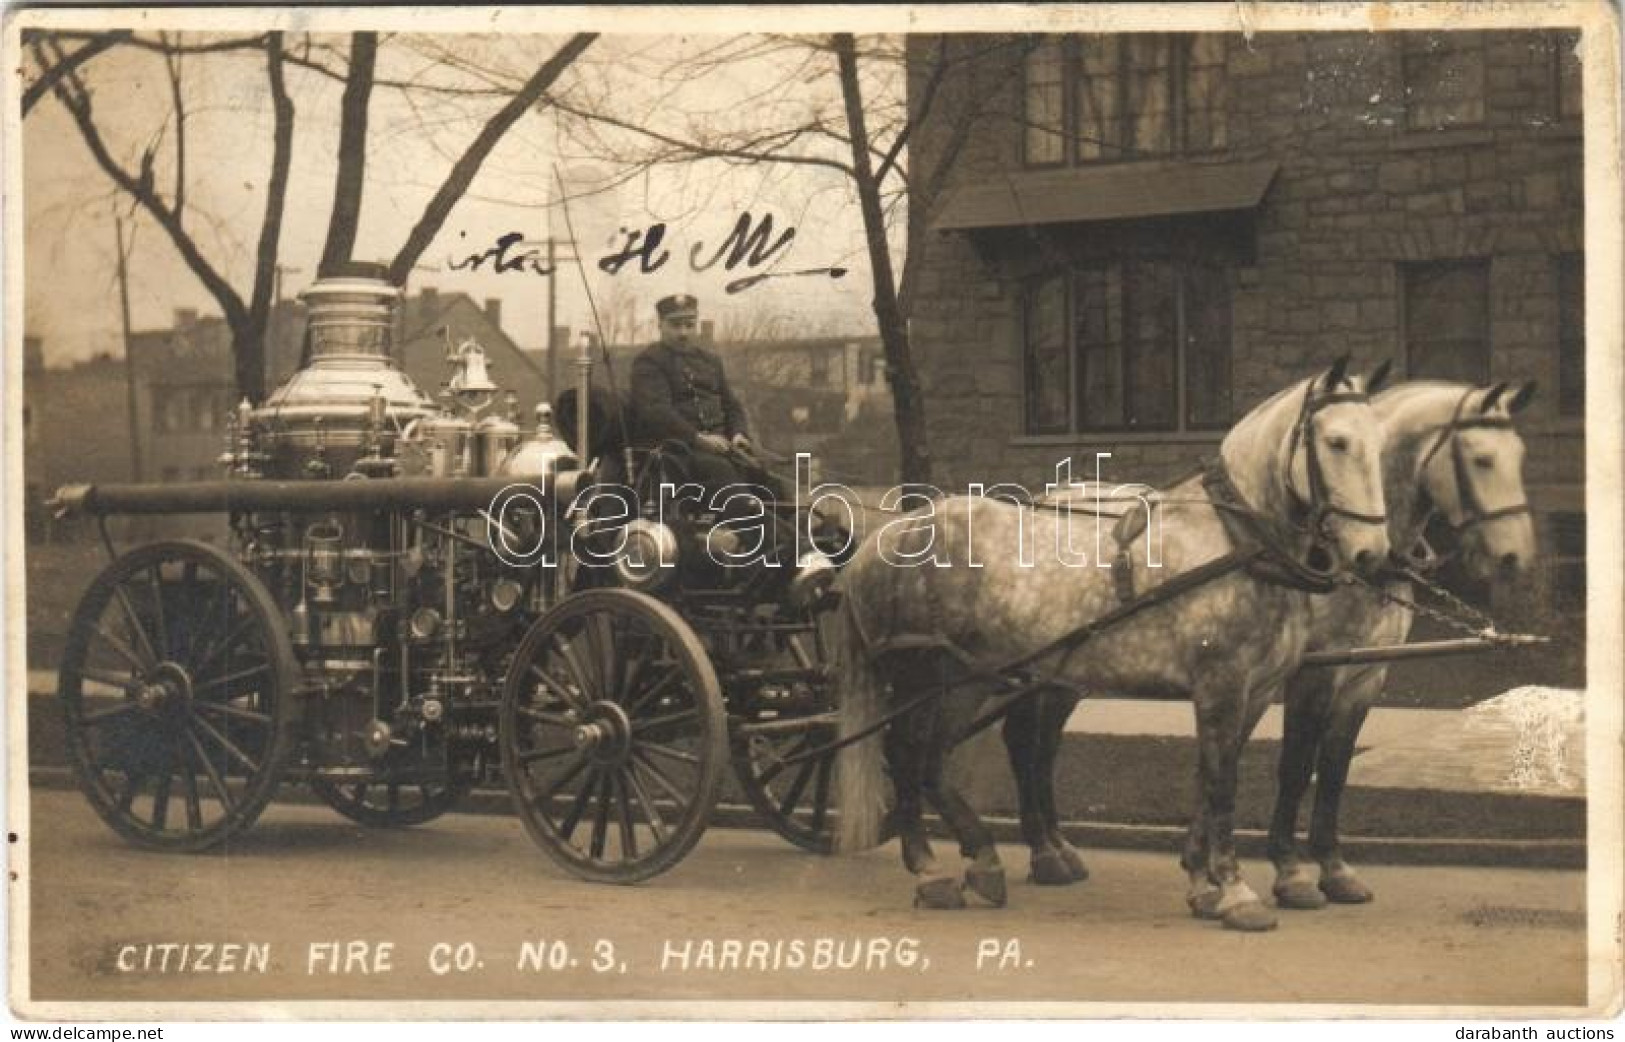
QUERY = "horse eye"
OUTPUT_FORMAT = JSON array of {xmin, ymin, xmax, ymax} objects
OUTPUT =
[
  {"xmin": 1473, "ymin": 455, "xmax": 1494, "ymax": 470},
  {"xmin": 1325, "ymin": 435, "xmax": 1350, "ymax": 453}
]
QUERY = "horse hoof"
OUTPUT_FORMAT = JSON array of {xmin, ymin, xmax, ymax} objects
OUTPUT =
[
  {"xmin": 1320, "ymin": 871, "xmax": 1375, "ymax": 905},
  {"xmin": 1272, "ymin": 879, "xmax": 1328, "ymax": 911},
  {"xmin": 1028, "ymin": 849, "xmax": 1079, "ymax": 886},
  {"xmin": 914, "ymin": 874, "xmax": 968, "ymax": 910},
  {"xmin": 1057, "ymin": 844, "xmax": 1090, "ymax": 882},
  {"xmin": 1187, "ymin": 884, "xmax": 1225, "ymax": 921},
  {"xmin": 1221, "ymin": 900, "xmax": 1279, "ymax": 932},
  {"xmin": 965, "ymin": 864, "xmax": 1008, "ymax": 907}
]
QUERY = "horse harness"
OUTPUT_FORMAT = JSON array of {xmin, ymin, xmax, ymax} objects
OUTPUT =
[{"xmin": 819, "ymin": 381, "xmax": 1391, "ymax": 759}]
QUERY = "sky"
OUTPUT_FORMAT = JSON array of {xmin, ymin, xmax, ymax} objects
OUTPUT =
[{"xmin": 20, "ymin": 30, "xmax": 894, "ymax": 365}]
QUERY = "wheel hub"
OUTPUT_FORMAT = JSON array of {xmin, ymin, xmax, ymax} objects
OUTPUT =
[
  {"xmin": 138, "ymin": 662, "xmax": 193, "ymax": 715},
  {"xmin": 571, "ymin": 701, "xmax": 632, "ymax": 766}
]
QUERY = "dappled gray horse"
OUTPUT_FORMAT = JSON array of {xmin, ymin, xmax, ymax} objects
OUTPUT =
[
  {"xmin": 1269, "ymin": 380, "xmax": 1538, "ymax": 909},
  {"xmin": 833, "ymin": 362, "xmax": 1391, "ymax": 932}
]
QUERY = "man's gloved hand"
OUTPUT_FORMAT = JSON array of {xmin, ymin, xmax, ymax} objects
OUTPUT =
[{"xmin": 696, "ymin": 432, "xmax": 732, "ymax": 454}]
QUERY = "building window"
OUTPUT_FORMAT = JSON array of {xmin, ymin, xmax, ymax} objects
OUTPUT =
[
  {"xmin": 1403, "ymin": 34, "xmax": 1485, "ymax": 130},
  {"xmin": 809, "ymin": 351, "xmax": 832, "ymax": 388},
  {"xmin": 1024, "ymin": 33, "xmax": 1228, "ymax": 167},
  {"xmin": 1023, "ymin": 37, "xmax": 1066, "ymax": 166},
  {"xmin": 1558, "ymin": 253, "xmax": 1584, "ymax": 416},
  {"xmin": 1403, "ymin": 260, "xmax": 1490, "ymax": 384},
  {"xmin": 1548, "ymin": 511, "xmax": 1585, "ymax": 612},
  {"xmin": 1022, "ymin": 260, "xmax": 1231, "ymax": 434}
]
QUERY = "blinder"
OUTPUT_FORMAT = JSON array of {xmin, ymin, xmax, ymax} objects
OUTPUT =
[{"xmin": 1283, "ymin": 384, "xmax": 1388, "ymax": 553}]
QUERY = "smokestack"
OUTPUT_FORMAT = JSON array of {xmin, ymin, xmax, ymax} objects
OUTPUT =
[
  {"xmin": 484, "ymin": 297, "xmax": 503, "ymax": 329},
  {"xmin": 701, "ymin": 319, "xmax": 715, "ymax": 345}
]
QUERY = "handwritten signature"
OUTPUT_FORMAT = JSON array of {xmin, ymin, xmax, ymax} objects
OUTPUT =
[{"xmin": 450, "ymin": 212, "xmax": 845, "ymax": 294}]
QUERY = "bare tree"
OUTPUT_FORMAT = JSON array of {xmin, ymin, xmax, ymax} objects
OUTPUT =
[
  {"xmin": 24, "ymin": 29, "xmax": 597, "ymax": 402},
  {"xmin": 548, "ymin": 33, "xmax": 1036, "ymax": 484}
]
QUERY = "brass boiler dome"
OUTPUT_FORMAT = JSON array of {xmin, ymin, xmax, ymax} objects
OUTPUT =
[{"xmin": 253, "ymin": 274, "xmax": 437, "ymax": 479}]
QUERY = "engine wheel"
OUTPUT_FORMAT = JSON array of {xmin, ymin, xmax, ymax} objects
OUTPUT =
[
  {"xmin": 57, "ymin": 540, "xmax": 297, "ymax": 851},
  {"xmin": 502, "ymin": 588, "xmax": 727, "ymax": 883},
  {"xmin": 732, "ymin": 715, "xmax": 840, "ymax": 853},
  {"xmin": 311, "ymin": 775, "xmax": 468, "ymax": 828}
]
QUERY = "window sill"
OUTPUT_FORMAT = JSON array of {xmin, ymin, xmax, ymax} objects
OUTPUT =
[
  {"xmin": 1011, "ymin": 431, "xmax": 1226, "ymax": 448},
  {"xmin": 1389, "ymin": 123, "xmax": 1581, "ymax": 152}
]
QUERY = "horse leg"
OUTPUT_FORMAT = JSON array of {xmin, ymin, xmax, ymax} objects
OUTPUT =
[
  {"xmin": 1269, "ymin": 670, "xmax": 1332, "ymax": 910},
  {"xmin": 1037, "ymin": 687, "xmax": 1088, "ymax": 882},
  {"xmin": 1003, "ymin": 690, "xmax": 1071, "ymax": 885},
  {"xmin": 886, "ymin": 702, "xmax": 964, "ymax": 910},
  {"xmin": 1195, "ymin": 678, "xmax": 1277, "ymax": 932},
  {"xmin": 922, "ymin": 729, "xmax": 1006, "ymax": 908},
  {"xmin": 1309, "ymin": 666, "xmax": 1384, "ymax": 905}
]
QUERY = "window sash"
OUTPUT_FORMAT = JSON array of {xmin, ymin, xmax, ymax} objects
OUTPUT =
[
  {"xmin": 1026, "ymin": 262, "xmax": 1232, "ymax": 435},
  {"xmin": 1403, "ymin": 260, "xmax": 1491, "ymax": 384},
  {"xmin": 1403, "ymin": 34, "xmax": 1486, "ymax": 130}
]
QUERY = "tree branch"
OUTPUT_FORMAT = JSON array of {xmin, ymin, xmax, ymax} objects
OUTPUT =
[
  {"xmin": 388, "ymin": 32, "xmax": 598, "ymax": 284},
  {"xmin": 20, "ymin": 30, "xmax": 130, "ymax": 117},
  {"xmin": 37, "ymin": 36, "xmax": 247, "ymax": 329},
  {"xmin": 249, "ymin": 32, "xmax": 294, "ymax": 327}
]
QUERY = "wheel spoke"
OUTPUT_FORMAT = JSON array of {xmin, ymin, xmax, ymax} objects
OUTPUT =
[
  {"xmin": 777, "ymin": 755, "xmax": 818, "ymax": 820},
  {"xmin": 518, "ymin": 745, "xmax": 578, "ymax": 765},
  {"xmin": 537, "ymin": 749, "xmax": 592, "ymax": 801},
  {"xmin": 639, "ymin": 741, "xmax": 700, "ymax": 767},
  {"xmin": 151, "ymin": 766, "xmax": 173, "ymax": 831},
  {"xmin": 190, "ymin": 614, "xmax": 255, "ymax": 683},
  {"xmin": 631, "ymin": 749, "xmax": 692, "ymax": 812},
  {"xmin": 586, "ymin": 613, "xmax": 619, "ymax": 697},
  {"xmin": 589, "ymin": 773, "xmax": 612, "ymax": 860},
  {"xmin": 189, "ymin": 713, "xmax": 261, "ymax": 774},
  {"xmin": 192, "ymin": 700, "xmax": 273, "ymax": 727},
  {"xmin": 114, "ymin": 770, "xmax": 142, "ymax": 813},
  {"xmin": 516, "ymin": 707, "xmax": 576, "ymax": 728},
  {"xmin": 180, "ymin": 562, "xmax": 201, "ymax": 659},
  {"xmin": 193, "ymin": 662, "xmax": 270, "ymax": 695},
  {"xmin": 184, "ymin": 727, "xmax": 236, "ymax": 813},
  {"xmin": 557, "ymin": 767, "xmax": 599, "ymax": 843},
  {"xmin": 148, "ymin": 565, "xmax": 170, "ymax": 660},
  {"xmin": 78, "ymin": 667, "xmax": 139, "ymax": 694},
  {"xmin": 613, "ymin": 772, "xmax": 638, "ymax": 859},
  {"xmin": 622, "ymin": 663, "xmax": 682, "ymax": 718},
  {"xmin": 79, "ymin": 700, "xmax": 140, "ymax": 726},
  {"xmin": 810, "ymin": 751, "xmax": 833, "ymax": 831},
  {"xmin": 182, "ymin": 758, "xmax": 204, "ymax": 830},
  {"xmin": 551, "ymin": 633, "xmax": 597, "ymax": 700},
  {"xmin": 525, "ymin": 665, "xmax": 585, "ymax": 711},
  {"xmin": 632, "ymin": 707, "xmax": 698, "ymax": 736},
  {"xmin": 89, "ymin": 622, "xmax": 148, "ymax": 674},
  {"xmin": 624, "ymin": 762, "xmax": 669, "ymax": 843},
  {"xmin": 111, "ymin": 586, "xmax": 160, "ymax": 669}
]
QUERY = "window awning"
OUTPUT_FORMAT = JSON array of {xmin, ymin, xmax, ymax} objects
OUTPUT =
[{"xmin": 931, "ymin": 160, "xmax": 1279, "ymax": 232}]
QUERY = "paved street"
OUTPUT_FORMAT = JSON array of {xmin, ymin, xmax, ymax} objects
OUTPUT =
[{"xmin": 19, "ymin": 788, "xmax": 1587, "ymax": 1012}]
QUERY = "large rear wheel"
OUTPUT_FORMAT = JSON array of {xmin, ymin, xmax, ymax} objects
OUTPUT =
[{"xmin": 57, "ymin": 540, "xmax": 297, "ymax": 851}]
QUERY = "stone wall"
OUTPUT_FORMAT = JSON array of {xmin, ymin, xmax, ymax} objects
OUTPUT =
[{"xmin": 906, "ymin": 30, "xmax": 1584, "ymax": 502}]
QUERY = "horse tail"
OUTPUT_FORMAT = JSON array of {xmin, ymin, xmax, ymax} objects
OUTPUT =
[{"xmin": 833, "ymin": 593, "xmax": 888, "ymax": 853}]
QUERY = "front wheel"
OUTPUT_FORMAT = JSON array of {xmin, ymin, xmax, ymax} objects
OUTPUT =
[{"xmin": 501, "ymin": 588, "xmax": 727, "ymax": 883}]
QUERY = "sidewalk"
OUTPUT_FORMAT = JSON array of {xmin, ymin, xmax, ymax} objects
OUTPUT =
[
  {"xmin": 26, "ymin": 671, "xmax": 1585, "ymax": 799},
  {"xmin": 1061, "ymin": 685, "xmax": 1585, "ymax": 799}
]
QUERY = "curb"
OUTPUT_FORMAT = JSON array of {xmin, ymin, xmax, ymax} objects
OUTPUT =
[{"xmin": 26, "ymin": 766, "xmax": 1584, "ymax": 870}]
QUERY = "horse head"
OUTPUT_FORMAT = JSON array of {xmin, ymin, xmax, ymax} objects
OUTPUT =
[
  {"xmin": 1404, "ymin": 380, "xmax": 1538, "ymax": 582},
  {"xmin": 1225, "ymin": 355, "xmax": 1391, "ymax": 578}
]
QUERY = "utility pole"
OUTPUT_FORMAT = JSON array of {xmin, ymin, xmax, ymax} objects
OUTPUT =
[
  {"xmin": 114, "ymin": 211, "xmax": 141, "ymax": 482},
  {"xmin": 543, "ymin": 235, "xmax": 578, "ymax": 401}
]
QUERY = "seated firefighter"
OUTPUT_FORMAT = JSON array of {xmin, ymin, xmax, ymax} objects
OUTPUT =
[{"xmin": 629, "ymin": 293, "xmax": 797, "ymax": 564}]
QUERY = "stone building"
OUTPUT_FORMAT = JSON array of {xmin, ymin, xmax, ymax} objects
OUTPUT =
[{"xmin": 906, "ymin": 29, "xmax": 1585, "ymax": 609}]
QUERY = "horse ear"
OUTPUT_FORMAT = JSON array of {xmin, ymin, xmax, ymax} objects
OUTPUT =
[
  {"xmin": 1325, "ymin": 353, "xmax": 1351, "ymax": 390},
  {"xmin": 1507, "ymin": 380, "xmax": 1538, "ymax": 414},
  {"xmin": 1480, "ymin": 382, "xmax": 1509, "ymax": 412},
  {"xmin": 1366, "ymin": 359, "xmax": 1393, "ymax": 393}
]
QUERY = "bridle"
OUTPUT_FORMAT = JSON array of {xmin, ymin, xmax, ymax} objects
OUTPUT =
[
  {"xmin": 1282, "ymin": 381, "xmax": 1389, "ymax": 546},
  {"xmin": 1415, "ymin": 389, "xmax": 1532, "ymax": 534}
]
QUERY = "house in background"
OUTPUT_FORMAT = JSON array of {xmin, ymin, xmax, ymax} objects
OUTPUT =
[
  {"xmin": 905, "ymin": 29, "xmax": 1584, "ymax": 613},
  {"xmin": 23, "ymin": 339, "xmax": 136, "ymax": 541}
]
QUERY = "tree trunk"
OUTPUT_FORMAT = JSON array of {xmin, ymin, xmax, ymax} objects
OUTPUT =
[
  {"xmin": 834, "ymin": 33, "xmax": 932, "ymax": 487},
  {"xmin": 319, "ymin": 31, "xmax": 376, "ymax": 275}
]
